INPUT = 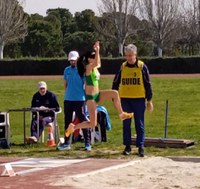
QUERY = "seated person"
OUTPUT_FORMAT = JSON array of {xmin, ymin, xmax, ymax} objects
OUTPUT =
[{"xmin": 26, "ymin": 81, "xmax": 60, "ymax": 144}]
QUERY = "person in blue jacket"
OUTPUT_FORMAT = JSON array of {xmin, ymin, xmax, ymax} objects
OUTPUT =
[
  {"xmin": 57, "ymin": 51, "xmax": 91, "ymax": 151},
  {"xmin": 112, "ymin": 44, "xmax": 153, "ymax": 157}
]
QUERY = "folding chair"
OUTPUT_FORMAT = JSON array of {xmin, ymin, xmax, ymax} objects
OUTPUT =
[{"xmin": 31, "ymin": 108, "xmax": 62, "ymax": 144}]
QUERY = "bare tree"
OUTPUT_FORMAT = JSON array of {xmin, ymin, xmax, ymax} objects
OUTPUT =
[
  {"xmin": 181, "ymin": 0, "xmax": 200, "ymax": 55},
  {"xmin": 0, "ymin": 0, "xmax": 28, "ymax": 59},
  {"xmin": 97, "ymin": 0, "xmax": 139, "ymax": 56},
  {"xmin": 139, "ymin": 0, "xmax": 181, "ymax": 57}
]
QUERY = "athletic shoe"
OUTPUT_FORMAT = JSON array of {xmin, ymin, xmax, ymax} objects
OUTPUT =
[
  {"xmin": 65, "ymin": 123, "xmax": 75, "ymax": 137},
  {"xmin": 123, "ymin": 145, "xmax": 131, "ymax": 155},
  {"xmin": 56, "ymin": 143, "xmax": 71, "ymax": 151},
  {"xmin": 25, "ymin": 136, "xmax": 38, "ymax": 144},
  {"xmin": 85, "ymin": 144, "xmax": 92, "ymax": 151},
  {"xmin": 119, "ymin": 112, "xmax": 134, "ymax": 120},
  {"xmin": 138, "ymin": 147, "xmax": 144, "ymax": 157}
]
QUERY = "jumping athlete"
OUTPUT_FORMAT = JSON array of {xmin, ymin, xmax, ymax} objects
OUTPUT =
[{"xmin": 65, "ymin": 41, "xmax": 133, "ymax": 138}]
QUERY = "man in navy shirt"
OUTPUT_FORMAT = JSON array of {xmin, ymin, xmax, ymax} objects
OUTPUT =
[
  {"xmin": 26, "ymin": 81, "xmax": 60, "ymax": 144},
  {"xmin": 112, "ymin": 44, "xmax": 153, "ymax": 157}
]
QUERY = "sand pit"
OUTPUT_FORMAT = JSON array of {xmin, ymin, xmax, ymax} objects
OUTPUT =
[{"xmin": 52, "ymin": 157, "xmax": 200, "ymax": 189}]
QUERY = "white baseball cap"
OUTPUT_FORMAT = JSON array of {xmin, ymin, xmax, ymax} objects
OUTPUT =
[
  {"xmin": 38, "ymin": 81, "xmax": 47, "ymax": 89},
  {"xmin": 68, "ymin": 51, "xmax": 79, "ymax": 61}
]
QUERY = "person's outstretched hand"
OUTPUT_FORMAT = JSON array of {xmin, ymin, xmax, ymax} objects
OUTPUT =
[{"xmin": 94, "ymin": 41, "xmax": 100, "ymax": 52}]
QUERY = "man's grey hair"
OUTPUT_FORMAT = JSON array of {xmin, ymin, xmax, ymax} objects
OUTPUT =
[{"xmin": 124, "ymin": 44, "xmax": 137, "ymax": 53}]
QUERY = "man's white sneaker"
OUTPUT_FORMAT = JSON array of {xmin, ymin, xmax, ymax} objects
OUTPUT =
[{"xmin": 25, "ymin": 136, "xmax": 38, "ymax": 144}]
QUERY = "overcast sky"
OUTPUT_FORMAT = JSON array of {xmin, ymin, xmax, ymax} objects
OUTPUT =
[{"xmin": 23, "ymin": 0, "xmax": 99, "ymax": 16}]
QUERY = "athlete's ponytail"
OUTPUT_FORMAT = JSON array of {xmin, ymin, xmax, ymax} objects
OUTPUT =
[{"xmin": 77, "ymin": 54, "xmax": 87, "ymax": 78}]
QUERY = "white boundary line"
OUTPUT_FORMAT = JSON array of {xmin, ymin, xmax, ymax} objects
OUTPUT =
[
  {"xmin": 0, "ymin": 158, "xmax": 89, "ymax": 176},
  {"xmin": 16, "ymin": 168, "xmax": 46, "ymax": 175},
  {"xmin": 70, "ymin": 159, "xmax": 142, "ymax": 178}
]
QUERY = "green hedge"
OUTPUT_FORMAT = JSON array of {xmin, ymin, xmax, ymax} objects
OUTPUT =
[
  {"xmin": 0, "ymin": 57, "xmax": 200, "ymax": 75},
  {"xmin": 144, "ymin": 57, "xmax": 200, "ymax": 74},
  {"xmin": 99, "ymin": 56, "xmax": 200, "ymax": 74},
  {"xmin": 0, "ymin": 59, "xmax": 69, "ymax": 75}
]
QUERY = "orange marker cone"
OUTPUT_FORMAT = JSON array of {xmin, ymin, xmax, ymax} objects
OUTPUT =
[{"xmin": 47, "ymin": 127, "xmax": 56, "ymax": 147}]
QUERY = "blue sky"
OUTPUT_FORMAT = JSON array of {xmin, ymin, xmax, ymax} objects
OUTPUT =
[{"xmin": 23, "ymin": 0, "xmax": 99, "ymax": 16}]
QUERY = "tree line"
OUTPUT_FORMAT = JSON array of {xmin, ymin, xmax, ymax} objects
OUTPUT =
[{"xmin": 1, "ymin": 0, "xmax": 200, "ymax": 59}]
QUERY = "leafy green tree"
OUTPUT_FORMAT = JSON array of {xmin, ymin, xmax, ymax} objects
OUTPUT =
[
  {"xmin": 74, "ymin": 9, "xmax": 96, "ymax": 32},
  {"xmin": 4, "ymin": 42, "xmax": 22, "ymax": 58},
  {"xmin": 44, "ymin": 14, "xmax": 64, "ymax": 56},
  {"xmin": 63, "ymin": 31, "xmax": 97, "ymax": 55},
  {"xmin": 47, "ymin": 8, "xmax": 75, "ymax": 36},
  {"xmin": 21, "ymin": 14, "xmax": 63, "ymax": 57}
]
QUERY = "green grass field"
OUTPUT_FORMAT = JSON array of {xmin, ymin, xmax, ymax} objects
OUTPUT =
[{"xmin": 0, "ymin": 76, "xmax": 200, "ymax": 158}]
